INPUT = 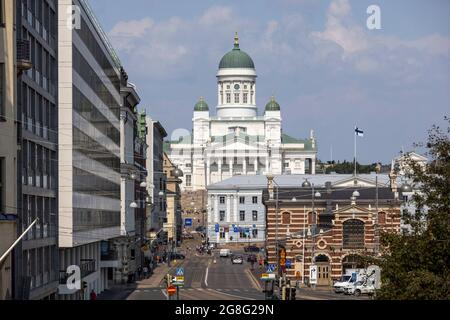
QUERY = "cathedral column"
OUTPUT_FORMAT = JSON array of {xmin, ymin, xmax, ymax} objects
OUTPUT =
[
  {"xmin": 265, "ymin": 157, "xmax": 269, "ymax": 174},
  {"xmin": 312, "ymin": 158, "xmax": 316, "ymax": 175},
  {"xmin": 218, "ymin": 158, "xmax": 222, "ymax": 179},
  {"xmin": 254, "ymin": 158, "xmax": 258, "ymax": 174},
  {"xmin": 229, "ymin": 159, "xmax": 233, "ymax": 176},
  {"xmin": 243, "ymin": 157, "xmax": 247, "ymax": 174}
]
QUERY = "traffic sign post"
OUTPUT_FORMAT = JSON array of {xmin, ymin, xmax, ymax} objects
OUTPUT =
[
  {"xmin": 309, "ymin": 265, "xmax": 318, "ymax": 288},
  {"xmin": 167, "ymin": 285, "xmax": 176, "ymax": 298}
]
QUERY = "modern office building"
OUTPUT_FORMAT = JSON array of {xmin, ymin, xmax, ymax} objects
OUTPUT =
[
  {"xmin": 57, "ymin": 0, "xmax": 130, "ymax": 298},
  {"xmin": 145, "ymin": 116, "xmax": 167, "ymax": 236},
  {"xmin": 15, "ymin": 0, "xmax": 59, "ymax": 300}
]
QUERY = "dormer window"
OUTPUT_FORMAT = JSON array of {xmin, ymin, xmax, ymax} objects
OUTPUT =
[{"xmin": 234, "ymin": 84, "xmax": 240, "ymax": 90}]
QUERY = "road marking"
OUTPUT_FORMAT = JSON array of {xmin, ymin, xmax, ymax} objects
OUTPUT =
[
  {"xmin": 233, "ymin": 289, "xmax": 240, "ymax": 292},
  {"xmin": 208, "ymin": 288, "xmax": 256, "ymax": 301},
  {"xmin": 144, "ymin": 290, "xmax": 149, "ymax": 293},
  {"xmin": 205, "ymin": 266, "xmax": 209, "ymax": 287},
  {"xmin": 161, "ymin": 289, "xmax": 168, "ymax": 300},
  {"xmin": 135, "ymin": 290, "xmax": 141, "ymax": 293}
]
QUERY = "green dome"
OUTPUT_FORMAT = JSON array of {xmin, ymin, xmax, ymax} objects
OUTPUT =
[
  {"xmin": 219, "ymin": 33, "xmax": 255, "ymax": 69},
  {"xmin": 194, "ymin": 97, "xmax": 209, "ymax": 111},
  {"xmin": 265, "ymin": 96, "xmax": 281, "ymax": 111}
]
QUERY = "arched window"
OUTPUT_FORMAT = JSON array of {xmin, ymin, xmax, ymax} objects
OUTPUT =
[
  {"xmin": 343, "ymin": 219, "xmax": 365, "ymax": 249},
  {"xmin": 378, "ymin": 212, "xmax": 386, "ymax": 225},
  {"xmin": 282, "ymin": 212, "xmax": 291, "ymax": 225}
]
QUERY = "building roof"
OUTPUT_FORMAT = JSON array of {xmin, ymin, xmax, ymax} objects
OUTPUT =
[
  {"xmin": 207, "ymin": 174, "xmax": 394, "ymax": 190},
  {"xmin": 281, "ymin": 134, "xmax": 316, "ymax": 151},
  {"xmin": 265, "ymin": 96, "xmax": 281, "ymax": 111},
  {"xmin": 194, "ymin": 97, "xmax": 209, "ymax": 112},
  {"xmin": 219, "ymin": 33, "xmax": 255, "ymax": 70}
]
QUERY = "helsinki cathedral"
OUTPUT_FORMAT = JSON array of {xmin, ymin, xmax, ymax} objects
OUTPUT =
[{"xmin": 166, "ymin": 33, "xmax": 318, "ymax": 191}]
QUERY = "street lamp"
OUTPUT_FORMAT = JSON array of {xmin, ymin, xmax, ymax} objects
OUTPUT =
[
  {"xmin": 130, "ymin": 201, "xmax": 138, "ymax": 208},
  {"xmin": 140, "ymin": 181, "xmax": 147, "ymax": 188},
  {"xmin": 310, "ymin": 182, "xmax": 321, "ymax": 289}
]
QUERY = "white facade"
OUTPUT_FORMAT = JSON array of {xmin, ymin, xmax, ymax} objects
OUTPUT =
[{"xmin": 167, "ymin": 35, "xmax": 317, "ymax": 191}]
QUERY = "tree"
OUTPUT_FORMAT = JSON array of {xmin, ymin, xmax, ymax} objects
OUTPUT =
[{"xmin": 375, "ymin": 117, "xmax": 450, "ymax": 300}]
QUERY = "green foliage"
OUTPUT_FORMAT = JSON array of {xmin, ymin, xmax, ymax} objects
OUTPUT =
[
  {"xmin": 375, "ymin": 117, "xmax": 450, "ymax": 300},
  {"xmin": 324, "ymin": 161, "xmax": 379, "ymax": 174}
]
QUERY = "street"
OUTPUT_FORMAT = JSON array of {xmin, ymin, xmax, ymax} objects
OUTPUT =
[{"xmin": 125, "ymin": 235, "xmax": 265, "ymax": 300}]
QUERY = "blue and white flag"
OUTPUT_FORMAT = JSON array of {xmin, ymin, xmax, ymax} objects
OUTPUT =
[{"xmin": 355, "ymin": 127, "xmax": 364, "ymax": 137}]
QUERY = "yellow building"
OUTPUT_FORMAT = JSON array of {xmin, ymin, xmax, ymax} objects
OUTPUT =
[
  {"xmin": 163, "ymin": 153, "xmax": 183, "ymax": 247},
  {"xmin": 0, "ymin": 0, "xmax": 17, "ymax": 300}
]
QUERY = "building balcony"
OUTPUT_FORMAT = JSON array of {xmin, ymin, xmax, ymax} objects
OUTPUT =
[{"xmin": 17, "ymin": 39, "xmax": 33, "ymax": 72}]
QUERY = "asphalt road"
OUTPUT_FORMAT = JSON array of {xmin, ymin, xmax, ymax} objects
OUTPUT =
[{"xmin": 127, "ymin": 237, "xmax": 265, "ymax": 300}]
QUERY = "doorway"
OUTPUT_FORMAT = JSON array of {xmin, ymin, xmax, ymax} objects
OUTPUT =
[{"xmin": 315, "ymin": 254, "xmax": 331, "ymax": 286}]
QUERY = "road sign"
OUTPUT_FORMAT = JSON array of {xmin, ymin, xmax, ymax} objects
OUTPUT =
[
  {"xmin": 185, "ymin": 218, "xmax": 193, "ymax": 227},
  {"xmin": 167, "ymin": 286, "xmax": 176, "ymax": 296},
  {"xmin": 286, "ymin": 259, "xmax": 292, "ymax": 269},
  {"xmin": 279, "ymin": 247, "xmax": 287, "ymax": 267},
  {"xmin": 215, "ymin": 224, "xmax": 220, "ymax": 233},
  {"xmin": 310, "ymin": 265, "xmax": 318, "ymax": 285},
  {"xmin": 261, "ymin": 273, "xmax": 276, "ymax": 281},
  {"xmin": 176, "ymin": 268, "xmax": 184, "ymax": 276},
  {"xmin": 233, "ymin": 226, "xmax": 239, "ymax": 233},
  {"xmin": 266, "ymin": 264, "xmax": 276, "ymax": 273}
]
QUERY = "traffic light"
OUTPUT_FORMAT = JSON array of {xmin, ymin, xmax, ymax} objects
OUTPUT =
[
  {"xmin": 82, "ymin": 281, "xmax": 88, "ymax": 291},
  {"xmin": 290, "ymin": 288, "xmax": 296, "ymax": 300}
]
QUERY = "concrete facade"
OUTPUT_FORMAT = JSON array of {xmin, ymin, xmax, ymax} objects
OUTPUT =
[{"xmin": 0, "ymin": 0, "xmax": 17, "ymax": 300}]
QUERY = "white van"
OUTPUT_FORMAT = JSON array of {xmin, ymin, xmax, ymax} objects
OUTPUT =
[{"xmin": 219, "ymin": 249, "xmax": 231, "ymax": 257}]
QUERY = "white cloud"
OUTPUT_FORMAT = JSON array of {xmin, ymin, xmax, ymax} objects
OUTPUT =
[{"xmin": 199, "ymin": 6, "xmax": 233, "ymax": 26}]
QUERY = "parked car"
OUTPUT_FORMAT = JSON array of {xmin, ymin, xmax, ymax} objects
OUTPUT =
[
  {"xmin": 244, "ymin": 245, "xmax": 260, "ymax": 253},
  {"xmin": 344, "ymin": 280, "xmax": 375, "ymax": 296},
  {"xmin": 333, "ymin": 275, "xmax": 354, "ymax": 293},
  {"xmin": 231, "ymin": 255, "xmax": 243, "ymax": 264},
  {"xmin": 220, "ymin": 249, "xmax": 231, "ymax": 257}
]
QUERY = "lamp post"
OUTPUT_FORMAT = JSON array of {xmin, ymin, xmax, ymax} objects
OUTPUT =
[{"xmin": 302, "ymin": 179, "xmax": 321, "ymax": 288}]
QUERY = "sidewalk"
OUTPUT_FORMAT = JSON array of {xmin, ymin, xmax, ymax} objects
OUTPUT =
[{"xmin": 97, "ymin": 261, "xmax": 182, "ymax": 300}]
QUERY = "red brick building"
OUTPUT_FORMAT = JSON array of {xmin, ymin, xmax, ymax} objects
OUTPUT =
[{"xmin": 264, "ymin": 175, "xmax": 402, "ymax": 285}]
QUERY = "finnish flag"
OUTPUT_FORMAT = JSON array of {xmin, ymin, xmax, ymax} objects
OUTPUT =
[{"xmin": 355, "ymin": 127, "xmax": 364, "ymax": 137}]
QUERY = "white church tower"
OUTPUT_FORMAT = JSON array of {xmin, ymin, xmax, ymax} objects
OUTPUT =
[
  {"xmin": 216, "ymin": 33, "xmax": 257, "ymax": 118},
  {"xmin": 166, "ymin": 33, "xmax": 318, "ymax": 191}
]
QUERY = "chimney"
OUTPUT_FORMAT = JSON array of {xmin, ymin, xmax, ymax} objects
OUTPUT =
[{"xmin": 267, "ymin": 175, "xmax": 274, "ymax": 200}]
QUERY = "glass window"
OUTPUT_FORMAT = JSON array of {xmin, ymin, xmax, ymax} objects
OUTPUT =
[
  {"xmin": 243, "ymin": 93, "xmax": 248, "ymax": 104},
  {"xmin": 252, "ymin": 211, "xmax": 258, "ymax": 221},
  {"xmin": 239, "ymin": 196, "xmax": 245, "ymax": 204},
  {"xmin": 343, "ymin": 219, "xmax": 365, "ymax": 249},
  {"xmin": 234, "ymin": 93, "xmax": 239, "ymax": 104},
  {"xmin": 219, "ymin": 196, "xmax": 225, "ymax": 204},
  {"xmin": 239, "ymin": 211, "xmax": 245, "ymax": 221},
  {"xmin": 282, "ymin": 212, "xmax": 291, "ymax": 224},
  {"xmin": 0, "ymin": 63, "xmax": 4, "ymax": 119},
  {"xmin": 186, "ymin": 175, "xmax": 191, "ymax": 187},
  {"xmin": 226, "ymin": 93, "xmax": 231, "ymax": 104},
  {"xmin": 252, "ymin": 196, "xmax": 258, "ymax": 204},
  {"xmin": 219, "ymin": 211, "xmax": 225, "ymax": 222}
]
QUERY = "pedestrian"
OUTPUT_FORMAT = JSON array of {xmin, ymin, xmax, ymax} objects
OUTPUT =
[
  {"xmin": 90, "ymin": 289, "xmax": 97, "ymax": 300},
  {"xmin": 143, "ymin": 266, "xmax": 149, "ymax": 278},
  {"xmin": 137, "ymin": 266, "xmax": 142, "ymax": 279}
]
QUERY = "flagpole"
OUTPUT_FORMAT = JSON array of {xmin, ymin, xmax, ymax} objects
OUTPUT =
[{"xmin": 354, "ymin": 125, "xmax": 357, "ymax": 177}]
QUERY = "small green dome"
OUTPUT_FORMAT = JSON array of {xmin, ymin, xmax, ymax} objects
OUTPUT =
[
  {"xmin": 265, "ymin": 96, "xmax": 281, "ymax": 111},
  {"xmin": 194, "ymin": 97, "xmax": 209, "ymax": 111},
  {"xmin": 219, "ymin": 33, "xmax": 255, "ymax": 69}
]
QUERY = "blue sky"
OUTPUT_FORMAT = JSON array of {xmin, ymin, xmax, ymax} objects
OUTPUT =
[{"xmin": 89, "ymin": 0, "xmax": 450, "ymax": 163}]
